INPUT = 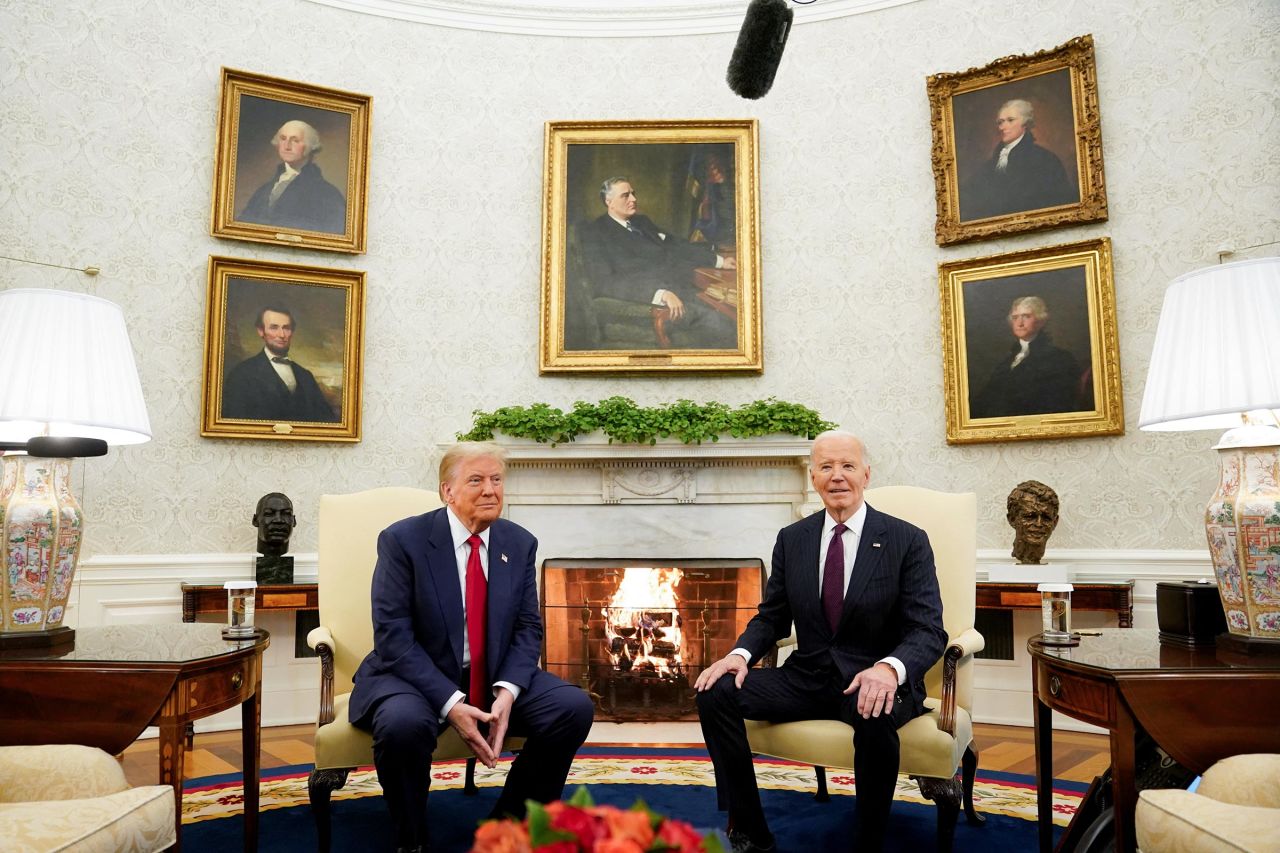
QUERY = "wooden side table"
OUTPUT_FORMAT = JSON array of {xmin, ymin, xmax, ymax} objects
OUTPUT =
[
  {"xmin": 978, "ymin": 579, "xmax": 1134, "ymax": 627},
  {"xmin": 0, "ymin": 623, "xmax": 270, "ymax": 853},
  {"xmin": 181, "ymin": 581, "xmax": 318, "ymax": 622},
  {"xmin": 1029, "ymin": 629, "xmax": 1280, "ymax": 852}
]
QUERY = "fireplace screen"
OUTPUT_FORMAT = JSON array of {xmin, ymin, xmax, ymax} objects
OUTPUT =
[{"xmin": 541, "ymin": 558, "xmax": 766, "ymax": 722}]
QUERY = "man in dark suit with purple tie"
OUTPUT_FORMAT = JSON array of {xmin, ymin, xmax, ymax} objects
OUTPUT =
[
  {"xmin": 696, "ymin": 431, "xmax": 947, "ymax": 853},
  {"xmin": 348, "ymin": 443, "xmax": 594, "ymax": 853}
]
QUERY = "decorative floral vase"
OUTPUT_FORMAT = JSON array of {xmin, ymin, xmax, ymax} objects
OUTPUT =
[
  {"xmin": 1205, "ymin": 440, "xmax": 1280, "ymax": 642},
  {"xmin": 0, "ymin": 455, "xmax": 83, "ymax": 637}
]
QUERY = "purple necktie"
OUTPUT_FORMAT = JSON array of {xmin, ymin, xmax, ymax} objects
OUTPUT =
[{"xmin": 823, "ymin": 523, "xmax": 848, "ymax": 633}]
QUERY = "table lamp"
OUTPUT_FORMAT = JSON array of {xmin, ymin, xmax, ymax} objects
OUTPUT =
[
  {"xmin": 0, "ymin": 288, "xmax": 151, "ymax": 648},
  {"xmin": 1138, "ymin": 256, "xmax": 1280, "ymax": 653}
]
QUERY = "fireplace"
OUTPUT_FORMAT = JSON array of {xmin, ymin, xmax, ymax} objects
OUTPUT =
[{"xmin": 541, "ymin": 558, "xmax": 766, "ymax": 722}]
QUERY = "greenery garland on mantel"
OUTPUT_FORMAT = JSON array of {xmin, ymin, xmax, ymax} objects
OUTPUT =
[{"xmin": 457, "ymin": 397, "xmax": 835, "ymax": 447}]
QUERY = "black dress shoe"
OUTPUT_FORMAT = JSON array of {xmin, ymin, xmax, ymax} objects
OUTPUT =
[{"xmin": 727, "ymin": 829, "xmax": 776, "ymax": 853}]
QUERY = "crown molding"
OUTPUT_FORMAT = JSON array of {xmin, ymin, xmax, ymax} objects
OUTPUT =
[{"xmin": 300, "ymin": 0, "xmax": 923, "ymax": 37}]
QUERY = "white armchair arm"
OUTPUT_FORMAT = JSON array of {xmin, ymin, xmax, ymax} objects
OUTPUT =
[{"xmin": 0, "ymin": 745, "xmax": 127, "ymax": 802}]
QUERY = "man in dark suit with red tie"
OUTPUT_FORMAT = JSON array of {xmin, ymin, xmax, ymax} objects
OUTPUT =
[
  {"xmin": 349, "ymin": 443, "xmax": 594, "ymax": 853},
  {"xmin": 696, "ymin": 431, "xmax": 947, "ymax": 853}
]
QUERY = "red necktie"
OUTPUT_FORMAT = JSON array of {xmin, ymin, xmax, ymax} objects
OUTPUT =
[
  {"xmin": 822, "ymin": 523, "xmax": 848, "ymax": 633},
  {"xmin": 465, "ymin": 534, "xmax": 489, "ymax": 711}
]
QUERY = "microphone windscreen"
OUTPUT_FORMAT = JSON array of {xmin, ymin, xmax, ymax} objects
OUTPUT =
[
  {"xmin": 24, "ymin": 436, "xmax": 109, "ymax": 458},
  {"xmin": 726, "ymin": 0, "xmax": 794, "ymax": 100}
]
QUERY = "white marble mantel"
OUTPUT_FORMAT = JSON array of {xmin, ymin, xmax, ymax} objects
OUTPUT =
[{"xmin": 483, "ymin": 433, "xmax": 819, "ymax": 568}]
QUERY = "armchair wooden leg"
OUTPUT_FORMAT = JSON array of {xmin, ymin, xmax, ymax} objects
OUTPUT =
[
  {"xmin": 813, "ymin": 765, "xmax": 830, "ymax": 802},
  {"xmin": 465, "ymin": 757, "xmax": 478, "ymax": 796},
  {"xmin": 308, "ymin": 767, "xmax": 351, "ymax": 853},
  {"xmin": 914, "ymin": 775, "xmax": 962, "ymax": 853},
  {"xmin": 962, "ymin": 744, "xmax": 985, "ymax": 825}
]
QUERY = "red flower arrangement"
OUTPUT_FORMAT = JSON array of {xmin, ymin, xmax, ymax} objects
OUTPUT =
[{"xmin": 471, "ymin": 786, "xmax": 724, "ymax": 853}]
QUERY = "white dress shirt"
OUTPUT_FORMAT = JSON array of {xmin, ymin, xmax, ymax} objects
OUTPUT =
[
  {"xmin": 268, "ymin": 162, "xmax": 300, "ymax": 206},
  {"xmin": 439, "ymin": 507, "xmax": 521, "ymax": 721},
  {"xmin": 265, "ymin": 348, "xmax": 298, "ymax": 392},
  {"xmin": 996, "ymin": 133, "xmax": 1026, "ymax": 171}
]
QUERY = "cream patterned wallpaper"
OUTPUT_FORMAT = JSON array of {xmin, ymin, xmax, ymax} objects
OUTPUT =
[{"xmin": 1, "ymin": 0, "xmax": 1276, "ymax": 557}]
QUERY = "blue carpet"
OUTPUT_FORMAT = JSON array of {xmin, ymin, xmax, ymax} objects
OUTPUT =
[{"xmin": 181, "ymin": 747, "xmax": 1081, "ymax": 852}]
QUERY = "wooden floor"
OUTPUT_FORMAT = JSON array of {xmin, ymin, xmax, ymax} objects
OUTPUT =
[{"xmin": 121, "ymin": 721, "xmax": 1109, "ymax": 788}]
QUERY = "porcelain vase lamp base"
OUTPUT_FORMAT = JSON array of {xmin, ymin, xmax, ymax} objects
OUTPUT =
[
  {"xmin": 1205, "ymin": 427, "xmax": 1280, "ymax": 655},
  {"xmin": 0, "ymin": 455, "xmax": 84, "ymax": 648}
]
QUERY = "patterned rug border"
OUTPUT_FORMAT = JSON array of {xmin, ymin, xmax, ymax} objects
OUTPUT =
[{"xmin": 182, "ymin": 754, "xmax": 1084, "ymax": 828}]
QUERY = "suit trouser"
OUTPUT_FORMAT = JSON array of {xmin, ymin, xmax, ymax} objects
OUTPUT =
[
  {"xmin": 364, "ymin": 669, "xmax": 594, "ymax": 849},
  {"xmin": 665, "ymin": 295, "xmax": 737, "ymax": 349},
  {"xmin": 697, "ymin": 664, "xmax": 911, "ymax": 852}
]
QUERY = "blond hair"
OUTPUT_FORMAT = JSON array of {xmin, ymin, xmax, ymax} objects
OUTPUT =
[{"xmin": 438, "ymin": 442, "xmax": 508, "ymax": 489}]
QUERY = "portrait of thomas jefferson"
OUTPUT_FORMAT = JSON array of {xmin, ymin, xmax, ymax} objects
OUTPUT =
[{"xmin": 962, "ymin": 268, "xmax": 1093, "ymax": 421}]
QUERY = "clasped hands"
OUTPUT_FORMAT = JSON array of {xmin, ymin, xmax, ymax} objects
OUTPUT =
[
  {"xmin": 693, "ymin": 654, "xmax": 900, "ymax": 719},
  {"xmin": 446, "ymin": 686, "xmax": 514, "ymax": 769}
]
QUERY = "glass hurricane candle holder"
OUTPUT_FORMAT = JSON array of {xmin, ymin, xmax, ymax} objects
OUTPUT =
[
  {"xmin": 1037, "ymin": 582, "xmax": 1076, "ymax": 645},
  {"xmin": 222, "ymin": 580, "xmax": 259, "ymax": 640}
]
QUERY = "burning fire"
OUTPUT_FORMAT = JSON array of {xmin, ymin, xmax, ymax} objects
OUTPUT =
[{"xmin": 602, "ymin": 567, "xmax": 684, "ymax": 677}]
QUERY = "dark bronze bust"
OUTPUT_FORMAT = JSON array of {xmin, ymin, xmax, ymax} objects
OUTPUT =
[
  {"xmin": 253, "ymin": 492, "xmax": 296, "ymax": 583},
  {"xmin": 1006, "ymin": 480, "xmax": 1059, "ymax": 565}
]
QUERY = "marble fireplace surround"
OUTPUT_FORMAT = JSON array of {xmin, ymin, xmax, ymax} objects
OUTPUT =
[{"xmin": 494, "ymin": 434, "xmax": 818, "ymax": 572}]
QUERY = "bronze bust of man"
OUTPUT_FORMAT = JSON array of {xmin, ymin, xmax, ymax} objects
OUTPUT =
[
  {"xmin": 1007, "ymin": 480, "xmax": 1059, "ymax": 564},
  {"xmin": 253, "ymin": 492, "xmax": 296, "ymax": 583}
]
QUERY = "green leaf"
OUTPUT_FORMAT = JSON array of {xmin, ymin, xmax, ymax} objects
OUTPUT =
[
  {"xmin": 628, "ymin": 797, "xmax": 662, "ymax": 830},
  {"xmin": 458, "ymin": 399, "xmax": 834, "ymax": 446},
  {"xmin": 565, "ymin": 785, "xmax": 595, "ymax": 808},
  {"xmin": 525, "ymin": 800, "xmax": 577, "ymax": 847}
]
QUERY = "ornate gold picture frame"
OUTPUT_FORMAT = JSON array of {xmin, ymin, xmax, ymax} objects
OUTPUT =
[
  {"xmin": 539, "ymin": 119, "xmax": 762, "ymax": 373},
  {"xmin": 201, "ymin": 256, "xmax": 364, "ymax": 442},
  {"xmin": 211, "ymin": 68, "xmax": 371, "ymax": 254},
  {"xmin": 927, "ymin": 35, "xmax": 1107, "ymax": 246},
  {"xmin": 939, "ymin": 237, "xmax": 1122, "ymax": 444}
]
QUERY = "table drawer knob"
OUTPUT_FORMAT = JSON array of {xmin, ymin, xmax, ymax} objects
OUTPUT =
[
  {"xmin": 231, "ymin": 671, "xmax": 243, "ymax": 690},
  {"xmin": 1049, "ymin": 675, "xmax": 1061, "ymax": 697}
]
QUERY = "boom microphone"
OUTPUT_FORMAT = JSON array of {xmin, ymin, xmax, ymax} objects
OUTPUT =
[{"xmin": 726, "ymin": 0, "xmax": 794, "ymax": 100}]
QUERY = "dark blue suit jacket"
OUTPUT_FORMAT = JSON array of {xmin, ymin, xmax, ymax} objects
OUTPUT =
[
  {"xmin": 348, "ymin": 508, "xmax": 543, "ymax": 724},
  {"xmin": 736, "ymin": 505, "xmax": 947, "ymax": 717}
]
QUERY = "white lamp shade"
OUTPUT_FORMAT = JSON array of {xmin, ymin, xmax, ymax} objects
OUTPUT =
[
  {"xmin": 0, "ymin": 288, "xmax": 152, "ymax": 445},
  {"xmin": 1139, "ymin": 256, "xmax": 1280, "ymax": 431}
]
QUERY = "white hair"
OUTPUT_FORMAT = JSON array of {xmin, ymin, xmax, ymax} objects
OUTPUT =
[
  {"xmin": 809, "ymin": 429, "xmax": 869, "ymax": 469},
  {"xmin": 1000, "ymin": 99, "xmax": 1035, "ymax": 127},
  {"xmin": 1009, "ymin": 296, "xmax": 1049, "ymax": 322},
  {"xmin": 271, "ymin": 120, "xmax": 322, "ymax": 156}
]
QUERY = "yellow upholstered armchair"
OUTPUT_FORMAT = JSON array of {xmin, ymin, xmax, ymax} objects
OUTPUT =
[
  {"xmin": 0, "ymin": 744, "xmax": 175, "ymax": 853},
  {"xmin": 1136, "ymin": 753, "xmax": 1280, "ymax": 853},
  {"xmin": 743, "ymin": 486, "xmax": 985, "ymax": 852},
  {"xmin": 306, "ymin": 487, "xmax": 522, "ymax": 853}
]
